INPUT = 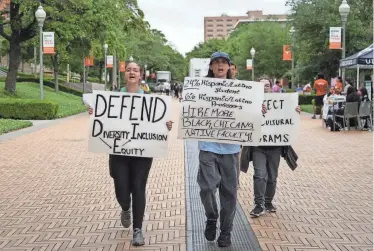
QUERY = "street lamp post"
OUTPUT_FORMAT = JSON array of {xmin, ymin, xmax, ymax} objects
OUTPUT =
[
  {"xmin": 35, "ymin": 5, "xmax": 46, "ymax": 100},
  {"xmin": 290, "ymin": 26, "xmax": 296, "ymax": 89},
  {"xmin": 103, "ymin": 43, "xmax": 108, "ymax": 90},
  {"xmin": 339, "ymin": 0, "xmax": 350, "ymax": 84},
  {"xmin": 250, "ymin": 47, "xmax": 255, "ymax": 81}
]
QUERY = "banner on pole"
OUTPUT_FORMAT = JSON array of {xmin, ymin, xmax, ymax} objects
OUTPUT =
[
  {"xmin": 283, "ymin": 45, "xmax": 292, "ymax": 61},
  {"xmin": 42, "ymin": 32, "xmax": 55, "ymax": 54},
  {"xmin": 329, "ymin": 27, "xmax": 342, "ymax": 49},
  {"xmin": 119, "ymin": 61, "xmax": 126, "ymax": 72},
  {"xmin": 106, "ymin": 56, "xmax": 113, "ymax": 68},
  {"xmin": 246, "ymin": 59, "xmax": 253, "ymax": 70},
  {"xmin": 85, "ymin": 56, "xmax": 94, "ymax": 67}
]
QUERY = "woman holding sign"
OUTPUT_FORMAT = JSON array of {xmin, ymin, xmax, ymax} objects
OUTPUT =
[
  {"xmin": 196, "ymin": 52, "xmax": 267, "ymax": 248},
  {"xmin": 249, "ymin": 78, "xmax": 301, "ymax": 217},
  {"xmin": 88, "ymin": 62, "xmax": 173, "ymax": 246}
]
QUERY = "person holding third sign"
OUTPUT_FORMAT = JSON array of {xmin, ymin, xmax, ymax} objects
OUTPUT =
[
  {"xmin": 88, "ymin": 62, "xmax": 173, "ymax": 247},
  {"xmin": 249, "ymin": 78, "xmax": 301, "ymax": 217}
]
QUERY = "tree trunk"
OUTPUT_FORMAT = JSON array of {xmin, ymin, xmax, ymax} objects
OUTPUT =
[
  {"xmin": 4, "ymin": 40, "xmax": 21, "ymax": 93},
  {"xmin": 51, "ymin": 55, "xmax": 59, "ymax": 92},
  {"xmin": 99, "ymin": 62, "xmax": 103, "ymax": 84}
]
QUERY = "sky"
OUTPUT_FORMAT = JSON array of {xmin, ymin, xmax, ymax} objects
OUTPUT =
[{"xmin": 138, "ymin": 0, "xmax": 290, "ymax": 55}]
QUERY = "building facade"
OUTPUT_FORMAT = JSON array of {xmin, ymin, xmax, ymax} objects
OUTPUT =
[{"xmin": 204, "ymin": 10, "xmax": 287, "ymax": 41}]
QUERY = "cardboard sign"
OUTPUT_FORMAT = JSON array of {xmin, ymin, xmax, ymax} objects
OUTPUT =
[
  {"xmin": 258, "ymin": 93, "xmax": 300, "ymax": 146},
  {"xmin": 88, "ymin": 91, "xmax": 172, "ymax": 157},
  {"xmin": 178, "ymin": 77, "xmax": 264, "ymax": 145}
]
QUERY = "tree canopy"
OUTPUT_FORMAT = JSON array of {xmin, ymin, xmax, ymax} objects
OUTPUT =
[
  {"xmin": 185, "ymin": 0, "xmax": 372, "ymax": 84},
  {"xmin": 0, "ymin": 0, "xmax": 187, "ymax": 94}
]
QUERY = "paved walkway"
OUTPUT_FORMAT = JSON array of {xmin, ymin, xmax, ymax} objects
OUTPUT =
[
  {"xmin": 0, "ymin": 100, "xmax": 185, "ymax": 251},
  {"xmin": 238, "ymin": 115, "xmax": 373, "ymax": 251},
  {"xmin": 0, "ymin": 100, "xmax": 372, "ymax": 251}
]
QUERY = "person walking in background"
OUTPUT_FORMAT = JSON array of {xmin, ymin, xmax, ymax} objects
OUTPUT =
[
  {"xmin": 164, "ymin": 81, "xmax": 171, "ymax": 96},
  {"xmin": 88, "ymin": 62, "xmax": 173, "ymax": 247},
  {"xmin": 174, "ymin": 82, "xmax": 180, "ymax": 99},
  {"xmin": 171, "ymin": 82, "xmax": 175, "ymax": 97},
  {"xmin": 312, "ymin": 73, "xmax": 328, "ymax": 119},
  {"xmin": 272, "ymin": 80, "xmax": 281, "ymax": 93},
  {"xmin": 230, "ymin": 63, "xmax": 238, "ymax": 79},
  {"xmin": 229, "ymin": 63, "xmax": 241, "ymax": 188}
]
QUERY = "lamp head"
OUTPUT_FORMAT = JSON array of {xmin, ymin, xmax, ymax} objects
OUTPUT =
[
  {"xmin": 339, "ymin": 0, "xmax": 350, "ymax": 22},
  {"xmin": 250, "ymin": 47, "xmax": 255, "ymax": 57},
  {"xmin": 35, "ymin": 6, "xmax": 46, "ymax": 28}
]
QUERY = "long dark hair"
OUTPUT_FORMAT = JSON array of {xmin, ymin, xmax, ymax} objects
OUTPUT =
[
  {"xmin": 346, "ymin": 86, "xmax": 355, "ymax": 96},
  {"xmin": 206, "ymin": 68, "xmax": 232, "ymax": 79},
  {"xmin": 360, "ymin": 86, "xmax": 369, "ymax": 97}
]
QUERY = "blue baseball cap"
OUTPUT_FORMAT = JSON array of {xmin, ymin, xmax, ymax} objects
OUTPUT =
[{"xmin": 210, "ymin": 52, "xmax": 231, "ymax": 65}]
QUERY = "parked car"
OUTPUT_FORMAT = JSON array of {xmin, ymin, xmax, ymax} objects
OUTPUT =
[{"xmin": 153, "ymin": 83, "xmax": 165, "ymax": 93}]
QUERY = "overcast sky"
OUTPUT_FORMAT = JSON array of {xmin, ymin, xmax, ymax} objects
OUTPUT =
[{"xmin": 138, "ymin": 0, "xmax": 289, "ymax": 55}]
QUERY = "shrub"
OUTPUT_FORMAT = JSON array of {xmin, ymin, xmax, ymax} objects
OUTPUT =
[
  {"xmin": 298, "ymin": 95, "xmax": 315, "ymax": 105},
  {"xmin": 0, "ymin": 99, "xmax": 59, "ymax": 120},
  {"xmin": 0, "ymin": 77, "xmax": 83, "ymax": 97}
]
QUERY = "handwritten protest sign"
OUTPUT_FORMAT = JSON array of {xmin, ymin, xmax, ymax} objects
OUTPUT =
[
  {"xmin": 178, "ymin": 77, "xmax": 264, "ymax": 145},
  {"xmin": 258, "ymin": 93, "xmax": 300, "ymax": 146},
  {"xmin": 88, "ymin": 91, "xmax": 172, "ymax": 157}
]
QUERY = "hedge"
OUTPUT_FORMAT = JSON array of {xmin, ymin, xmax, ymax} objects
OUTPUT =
[
  {"xmin": 0, "ymin": 77, "xmax": 83, "ymax": 97},
  {"xmin": 298, "ymin": 95, "xmax": 315, "ymax": 105},
  {"xmin": 0, "ymin": 99, "xmax": 59, "ymax": 120}
]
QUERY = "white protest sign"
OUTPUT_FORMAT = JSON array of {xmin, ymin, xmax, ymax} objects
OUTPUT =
[
  {"xmin": 258, "ymin": 92, "xmax": 300, "ymax": 146},
  {"xmin": 178, "ymin": 77, "xmax": 264, "ymax": 145},
  {"xmin": 88, "ymin": 91, "xmax": 172, "ymax": 157}
]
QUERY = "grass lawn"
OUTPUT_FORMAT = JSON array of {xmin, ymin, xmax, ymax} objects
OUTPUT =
[
  {"xmin": 0, "ymin": 119, "xmax": 32, "ymax": 135},
  {"xmin": 0, "ymin": 82, "xmax": 86, "ymax": 118},
  {"xmin": 301, "ymin": 104, "xmax": 314, "ymax": 114}
]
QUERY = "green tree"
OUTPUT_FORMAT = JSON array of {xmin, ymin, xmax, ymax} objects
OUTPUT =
[
  {"xmin": 287, "ymin": 0, "xmax": 373, "ymax": 83},
  {"xmin": 185, "ymin": 23, "xmax": 291, "ymax": 80},
  {"xmin": 225, "ymin": 22, "xmax": 291, "ymax": 80},
  {"xmin": 0, "ymin": 0, "xmax": 39, "ymax": 93}
]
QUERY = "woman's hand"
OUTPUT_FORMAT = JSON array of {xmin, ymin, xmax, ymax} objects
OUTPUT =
[
  {"xmin": 295, "ymin": 106, "xmax": 301, "ymax": 114},
  {"xmin": 166, "ymin": 121, "xmax": 173, "ymax": 131},
  {"xmin": 88, "ymin": 107, "xmax": 93, "ymax": 115},
  {"xmin": 262, "ymin": 104, "xmax": 267, "ymax": 115}
]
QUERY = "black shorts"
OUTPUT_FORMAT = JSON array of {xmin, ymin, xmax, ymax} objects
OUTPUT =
[{"xmin": 315, "ymin": 95, "xmax": 324, "ymax": 106}]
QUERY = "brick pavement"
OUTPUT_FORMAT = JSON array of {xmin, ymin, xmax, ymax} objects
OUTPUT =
[
  {"xmin": 0, "ymin": 99, "xmax": 186, "ymax": 251},
  {"xmin": 0, "ymin": 100, "xmax": 373, "ymax": 251},
  {"xmin": 238, "ymin": 115, "xmax": 373, "ymax": 251}
]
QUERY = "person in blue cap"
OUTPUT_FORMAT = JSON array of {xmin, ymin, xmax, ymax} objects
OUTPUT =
[{"xmin": 197, "ymin": 52, "xmax": 266, "ymax": 248}]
